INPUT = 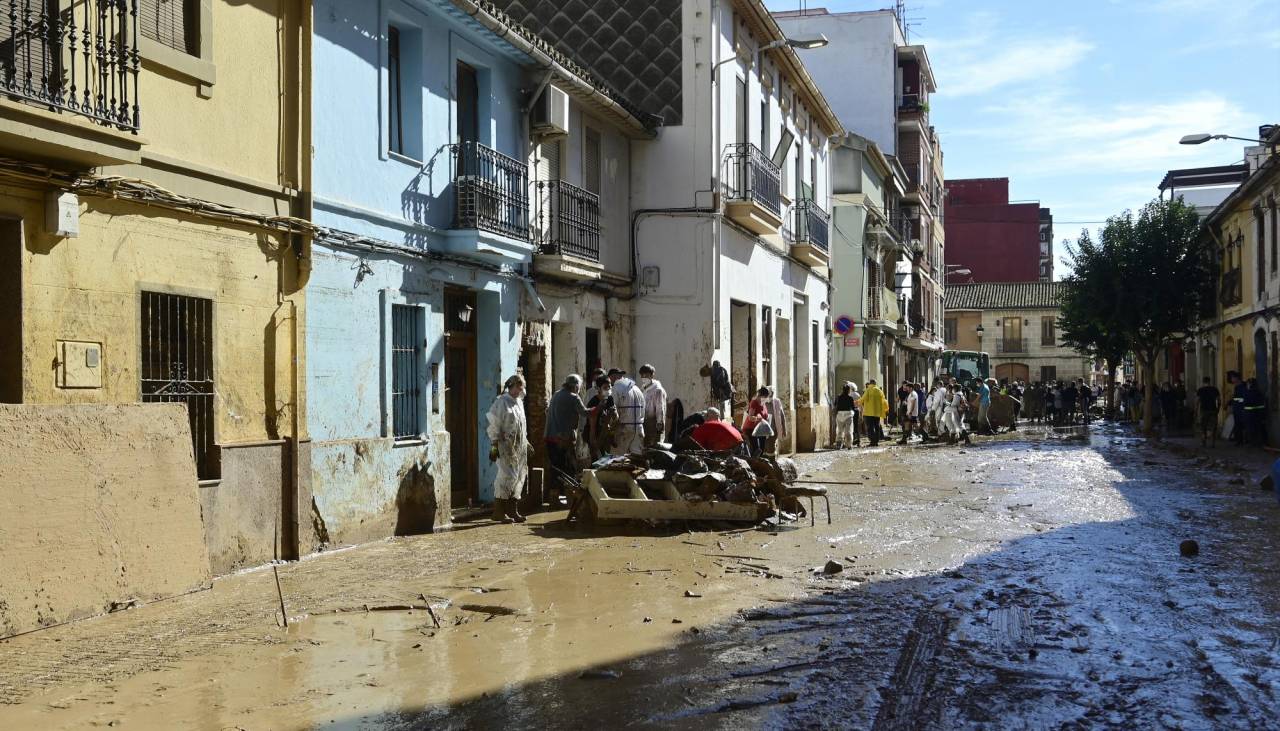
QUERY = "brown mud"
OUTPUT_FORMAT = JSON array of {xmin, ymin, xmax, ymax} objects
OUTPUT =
[{"xmin": 2, "ymin": 423, "xmax": 1278, "ymax": 729}]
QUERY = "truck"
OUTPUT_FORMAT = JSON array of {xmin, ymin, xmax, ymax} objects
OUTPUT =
[{"xmin": 941, "ymin": 350, "xmax": 991, "ymax": 386}]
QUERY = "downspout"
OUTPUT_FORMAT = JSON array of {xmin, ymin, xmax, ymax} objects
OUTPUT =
[
  {"xmin": 285, "ymin": 0, "xmax": 314, "ymax": 559},
  {"xmin": 520, "ymin": 70, "xmax": 553, "ymax": 315}
]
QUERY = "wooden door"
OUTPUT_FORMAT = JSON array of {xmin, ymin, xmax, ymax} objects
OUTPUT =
[{"xmin": 445, "ymin": 288, "xmax": 478, "ymax": 507}]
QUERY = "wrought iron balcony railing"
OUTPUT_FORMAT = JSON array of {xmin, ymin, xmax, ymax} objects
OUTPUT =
[
  {"xmin": 533, "ymin": 179, "xmax": 599, "ymax": 263},
  {"xmin": 722, "ymin": 142, "xmax": 781, "ymax": 217},
  {"xmin": 997, "ymin": 338, "xmax": 1029, "ymax": 354},
  {"xmin": 1, "ymin": 0, "xmax": 140, "ymax": 131},
  {"xmin": 794, "ymin": 198, "xmax": 829, "ymax": 252},
  {"xmin": 451, "ymin": 141, "xmax": 530, "ymax": 241},
  {"xmin": 887, "ymin": 210, "xmax": 912, "ymax": 243}
]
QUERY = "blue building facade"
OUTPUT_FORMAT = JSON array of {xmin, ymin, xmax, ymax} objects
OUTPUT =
[{"xmin": 307, "ymin": 0, "xmax": 536, "ymax": 544}]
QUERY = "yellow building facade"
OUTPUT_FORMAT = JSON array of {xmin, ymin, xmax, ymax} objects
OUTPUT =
[
  {"xmin": 0, "ymin": 0, "xmax": 312, "ymax": 573},
  {"xmin": 1199, "ymin": 132, "xmax": 1279, "ymax": 440}
]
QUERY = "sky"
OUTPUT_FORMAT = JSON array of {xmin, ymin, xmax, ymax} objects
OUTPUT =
[{"xmin": 766, "ymin": 0, "xmax": 1280, "ymax": 276}]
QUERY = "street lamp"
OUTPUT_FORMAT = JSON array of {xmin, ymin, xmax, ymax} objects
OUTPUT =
[
  {"xmin": 976, "ymin": 323, "xmax": 985, "ymax": 352},
  {"xmin": 712, "ymin": 35, "xmax": 829, "ymax": 80},
  {"xmin": 1179, "ymin": 132, "xmax": 1266, "ymax": 145},
  {"xmin": 946, "ymin": 268, "xmax": 972, "ymax": 277}
]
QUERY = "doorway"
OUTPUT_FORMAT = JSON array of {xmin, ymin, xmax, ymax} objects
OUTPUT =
[
  {"xmin": 1255, "ymin": 329, "xmax": 1268, "ymax": 388},
  {"xmin": 0, "ymin": 219, "xmax": 20, "ymax": 403},
  {"xmin": 456, "ymin": 61, "xmax": 479, "ymax": 145},
  {"xmin": 585, "ymin": 327, "xmax": 601, "ymax": 375},
  {"xmin": 445, "ymin": 288, "xmax": 478, "ymax": 507},
  {"xmin": 730, "ymin": 301, "xmax": 754, "ymax": 422},
  {"xmin": 995, "ymin": 363, "xmax": 1029, "ymax": 383}
]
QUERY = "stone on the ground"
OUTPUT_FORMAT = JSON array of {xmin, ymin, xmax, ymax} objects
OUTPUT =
[
  {"xmin": 823, "ymin": 560, "xmax": 844, "ymax": 574},
  {"xmin": 1179, "ymin": 539, "xmax": 1200, "ymax": 557}
]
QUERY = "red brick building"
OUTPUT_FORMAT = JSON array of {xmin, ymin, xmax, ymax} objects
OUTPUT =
[{"xmin": 944, "ymin": 178, "xmax": 1045, "ymax": 283}]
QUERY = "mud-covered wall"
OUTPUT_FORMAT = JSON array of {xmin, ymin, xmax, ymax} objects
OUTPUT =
[{"xmin": 0, "ymin": 403, "xmax": 211, "ymax": 638}]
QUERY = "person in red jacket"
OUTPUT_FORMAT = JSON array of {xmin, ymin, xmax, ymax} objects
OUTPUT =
[{"xmin": 691, "ymin": 407, "xmax": 744, "ymax": 452}]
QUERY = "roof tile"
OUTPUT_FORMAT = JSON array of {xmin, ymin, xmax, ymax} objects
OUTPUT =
[{"xmin": 945, "ymin": 282, "xmax": 1062, "ymax": 310}]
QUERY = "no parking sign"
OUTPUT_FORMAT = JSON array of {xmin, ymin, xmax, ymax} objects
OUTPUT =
[{"xmin": 834, "ymin": 315, "xmax": 855, "ymax": 335}]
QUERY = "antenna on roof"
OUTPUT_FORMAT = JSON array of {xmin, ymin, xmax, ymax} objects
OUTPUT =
[{"xmin": 896, "ymin": 1, "xmax": 925, "ymax": 42}]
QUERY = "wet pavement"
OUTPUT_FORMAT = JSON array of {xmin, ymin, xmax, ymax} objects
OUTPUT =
[{"xmin": 2, "ymin": 423, "xmax": 1279, "ymax": 730}]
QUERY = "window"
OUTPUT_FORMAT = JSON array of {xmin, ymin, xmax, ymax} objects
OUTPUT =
[
  {"xmin": 141, "ymin": 291, "xmax": 217, "ymax": 479},
  {"xmin": 810, "ymin": 154, "xmax": 818, "ymax": 203},
  {"xmin": 1040, "ymin": 366, "xmax": 1057, "ymax": 383},
  {"xmin": 760, "ymin": 98, "xmax": 770, "ymax": 158},
  {"xmin": 735, "ymin": 77, "xmax": 748, "ymax": 145},
  {"xmin": 140, "ymin": 0, "xmax": 195, "ymax": 55},
  {"xmin": 391, "ymin": 304, "xmax": 423, "ymax": 440},
  {"xmin": 456, "ymin": 61, "xmax": 479, "ymax": 144},
  {"xmin": 1271, "ymin": 196, "xmax": 1278, "ymax": 274},
  {"xmin": 585, "ymin": 327, "xmax": 601, "ymax": 374},
  {"xmin": 810, "ymin": 320, "xmax": 820, "ymax": 405},
  {"xmin": 388, "ymin": 26, "xmax": 404, "ymax": 155},
  {"xmin": 583, "ymin": 127, "xmax": 601, "ymax": 195},
  {"xmin": 762, "ymin": 307, "xmax": 773, "ymax": 387},
  {"xmin": 1041, "ymin": 316, "xmax": 1056, "ymax": 347},
  {"xmin": 944, "ymin": 317, "xmax": 956, "ymax": 344},
  {"xmin": 1257, "ymin": 207, "xmax": 1266, "ymax": 297}
]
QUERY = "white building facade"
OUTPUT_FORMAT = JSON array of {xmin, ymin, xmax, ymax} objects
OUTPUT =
[{"xmin": 630, "ymin": 0, "xmax": 842, "ymax": 452}]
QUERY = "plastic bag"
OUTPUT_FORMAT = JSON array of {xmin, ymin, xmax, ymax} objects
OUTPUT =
[
  {"xmin": 752, "ymin": 420, "xmax": 775, "ymax": 438},
  {"xmin": 1221, "ymin": 412, "xmax": 1234, "ymax": 440}
]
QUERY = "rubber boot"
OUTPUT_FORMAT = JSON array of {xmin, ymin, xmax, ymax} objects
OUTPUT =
[
  {"xmin": 504, "ymin": 499, "xmax": 526, "ymax": 523},
  {"xmin": 492, "ymin": 499, "xmax": 506, "ymax": 522}
]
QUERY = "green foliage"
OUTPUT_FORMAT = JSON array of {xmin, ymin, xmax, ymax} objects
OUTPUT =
[{"xmin": 1058, "ymin": 197, "xmax": 1207, "ymax": 429}]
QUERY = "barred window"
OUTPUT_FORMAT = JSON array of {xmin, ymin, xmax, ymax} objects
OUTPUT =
[
  {"xmin": 391, "ymin": 304, "xmax": 423, "ymax": 440},
  {"xmin": 139, "ymin": 0, "xmax": 196, "ymax": 55},
  {"xmin": 1041, "ymin": 316, "xmax": 1056, "ymax": 346}
]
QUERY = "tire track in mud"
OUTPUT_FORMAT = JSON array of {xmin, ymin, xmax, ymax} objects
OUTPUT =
[{"xmin": 871, "ymin": 609, "xmax": 951, "ymax": 731}]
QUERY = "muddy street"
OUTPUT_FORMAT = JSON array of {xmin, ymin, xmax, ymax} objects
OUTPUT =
[{"xmin": 3, "ymin": 424, "xmax": 1279, "ymax": 730}]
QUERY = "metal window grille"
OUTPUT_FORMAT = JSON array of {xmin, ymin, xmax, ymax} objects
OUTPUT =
[
  {"xmin": 138, "ymin": 0, "xmax": 192, "ymax": 55},
  {"xmin": 391, "ymin": 304, "xmax": 421, "ymax": 440},
  {"xmin": 140, "ymin": 291, "xmax": 216, "ymax": 479},
  {"xmin": 0, "ymin": 0, "xmax": 141, "ymax": 131}
]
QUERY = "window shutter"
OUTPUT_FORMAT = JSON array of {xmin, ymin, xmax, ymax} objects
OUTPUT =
[
  {"xmin": 140, "ymin": 0, "xmax": 195, "ymax": 55},
  {"xmin": 584, "ymin": 127, "xmax": 601, "ymax": 194}
]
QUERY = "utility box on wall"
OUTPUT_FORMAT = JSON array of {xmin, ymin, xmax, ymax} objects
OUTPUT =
[{"xmin": 58, "ymin": 340, "xmax": 103, "ymax": 389}]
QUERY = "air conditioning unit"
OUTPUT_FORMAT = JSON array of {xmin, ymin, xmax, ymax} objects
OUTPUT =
[{"xmin": 531, "ymin": 85, "xmax": 569, "ymax": 138}]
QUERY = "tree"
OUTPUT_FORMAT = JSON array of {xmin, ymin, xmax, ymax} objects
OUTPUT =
[
  {"xmin": 1060, "ymin": 197, "xmax": 1208, "ymax": 434},
  {"xmin": 1059, "ymin": 228, "xmax": 1131, "ymax": 417}
]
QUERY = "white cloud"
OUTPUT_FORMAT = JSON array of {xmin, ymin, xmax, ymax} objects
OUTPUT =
[{"xmin": 939, "ymin": 37, "xmax": 1094, "ymax": 97}]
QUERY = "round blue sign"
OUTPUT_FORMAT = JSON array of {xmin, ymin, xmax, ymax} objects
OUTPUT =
[{"xmin": 834, "ymin": 315, "xmax": 855, "ymax": 334}]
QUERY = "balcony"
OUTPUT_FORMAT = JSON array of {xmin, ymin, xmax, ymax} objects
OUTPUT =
[
  {"xmin": 866, "ymin": 286, "xmax": 901, "ymax": 331},
  {"xmin": 997, "ymin": 338, "xmax": 1029, "ymax": 354},
  {"xmin": 0, "ymin": 0, "xmax": 145, "ymax": 166},
  {"xmin": 722, "ymin": 142, "xmax": 782, "ymax": 235},
  {"xmin": 444, "ymin": 141, "xmax": 534, "ymax": 262},
  {"xmin": 790, "ymin": 198, "xmax": 829, "ymax": 267},
  {"xmin": 869, "ymin": 209, "xmax": 911, "ymax": 250},
  {"xmin": 532, "ymin": 180, "xmax": 603, "ymax": 281},
  {"xmin": 1220, "ymin": 268, "xmax": 1242, "ymax": 307}
]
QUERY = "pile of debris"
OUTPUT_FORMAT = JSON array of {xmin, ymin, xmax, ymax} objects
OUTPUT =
[{"xmin": 593, "ymin": 445, "xmax": 803, "ymax": 518}]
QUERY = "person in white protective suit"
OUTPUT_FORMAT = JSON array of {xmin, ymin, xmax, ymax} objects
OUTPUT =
[
  {"xmin": 943, "ymin": 384, "xmax": 972, "ymax": 445},
  {"xmin": 486, "ymin": 374, "xmax": 529, "ymax": 523},
  {"xmin": 608, "ymin": 367, "xmax": 646, "ymax": 455},
  {"xmin": 930, "ymin": 380, "xmax": 950, "ymax": 437}
]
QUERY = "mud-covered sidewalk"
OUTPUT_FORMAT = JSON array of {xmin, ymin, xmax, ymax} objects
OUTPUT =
[{"xmin": 2, "ymin": 424, "xmax": 1279, "ymax": 730}]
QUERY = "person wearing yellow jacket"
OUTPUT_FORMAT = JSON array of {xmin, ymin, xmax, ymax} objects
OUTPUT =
[{"xmin": 857, "ymin": 379, "xmax": 889, "ymax": 447}]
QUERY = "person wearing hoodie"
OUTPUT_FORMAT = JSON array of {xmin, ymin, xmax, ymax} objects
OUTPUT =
[
  {"xmin": 857, "ymin": 379, "xmax": 889, "ymax": 447},
  {"xmin": 637, "ymin": 364, "xmax": 668, "ymax": 448},
  {"xmin": 834, "ymin": 383, "xmax": 857, "ymax": 449}
]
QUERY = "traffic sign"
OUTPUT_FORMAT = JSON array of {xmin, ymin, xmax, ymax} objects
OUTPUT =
[{"xmin": 834, "ymin": 315, "xmax": 855, "ymax": 334}]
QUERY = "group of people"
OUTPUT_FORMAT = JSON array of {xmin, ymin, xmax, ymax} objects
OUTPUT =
[
  {"xmin": 831, "ymin": 376, "xmax": 986, "ymax": 448},
  {"xmin": 487, "ymin": 364, "xmax": 671, "ymax": 524},
  {"xmin": 1018, "ymin": 379, "xmax": 1098, "ymax": 426},
  {"xmin": 1114, "ymin": 373, "xmax": 1268, "ymax": 448}
]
